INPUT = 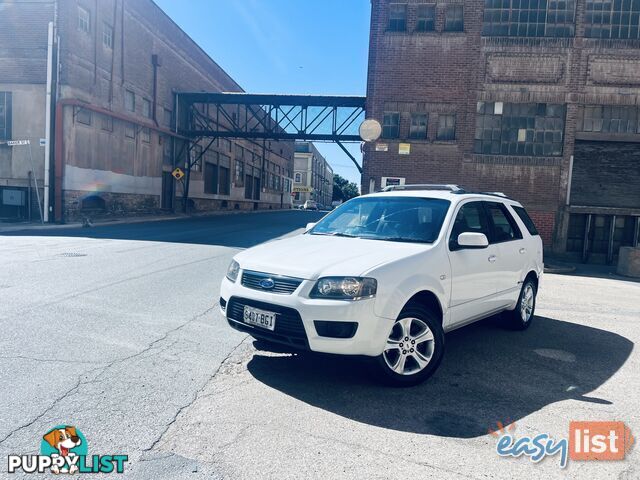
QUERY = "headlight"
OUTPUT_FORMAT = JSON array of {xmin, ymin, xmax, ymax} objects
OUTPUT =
[
  {"xmin": 310, "ymin": 277, "xmax": 377, "ymax": 300},
  {"xmin": 226, "ymin": 260, "xmax": 240, "ymax": 283}
]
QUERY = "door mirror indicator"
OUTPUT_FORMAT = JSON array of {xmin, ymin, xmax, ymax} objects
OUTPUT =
[{"xmin": 456, "ymin": 232, "xmax": 489, "ymax": 249}]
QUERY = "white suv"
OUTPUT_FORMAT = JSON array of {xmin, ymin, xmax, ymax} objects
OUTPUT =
[{"xmin": 220, "ymin": 185, "xmax": 543, "ymax": 386}]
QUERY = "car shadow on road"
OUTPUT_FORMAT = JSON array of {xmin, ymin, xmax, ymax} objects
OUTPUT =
[{"xmin": 246, "ymin": 316, "xmax": 633, "ymax": 438}]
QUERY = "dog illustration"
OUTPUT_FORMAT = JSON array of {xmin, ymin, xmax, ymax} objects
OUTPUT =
[{"xmin": 42, "ymin": 426, "xmax": 82, "ymax": 474}]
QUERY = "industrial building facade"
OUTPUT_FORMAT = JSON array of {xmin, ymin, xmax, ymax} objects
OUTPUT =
[
  {"xmin": 364, "ymin": 0, "xmax": 640, "ymax": 262},
  {"xmin": 293, "ymin": 142, "xmax": 334, "ymax": 208},
  {"xmin": 0, "ymin": 0, "xmax": 294, "ymax": 223}
]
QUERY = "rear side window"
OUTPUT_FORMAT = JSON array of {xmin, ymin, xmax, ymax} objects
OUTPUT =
[
  {"xmin": 484, "ymin": 202, "xmax": 523, "ymax": 243},
  {"xmin": 512, "ymin": 206, "xmax": 539, "ymax": 236}
]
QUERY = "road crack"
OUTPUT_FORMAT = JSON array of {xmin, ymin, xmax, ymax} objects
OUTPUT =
[
  {"xmin": 0, "ymin": 304, "xmax": 219, "ymax": 448},
  {"xmin": 142, "ymin": 336, "xmax": 251, "ymax": 454}
]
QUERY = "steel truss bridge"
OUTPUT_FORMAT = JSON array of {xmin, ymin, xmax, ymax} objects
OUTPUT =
[{"xmin": 173, "ymin": 92, "xmax": 366, "ymax": 211}]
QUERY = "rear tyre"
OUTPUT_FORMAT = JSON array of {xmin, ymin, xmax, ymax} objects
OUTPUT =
[
  {"xmin": 374, "ymin": 305, "xmax": 445, "ymax": 387},
  {"xmin": 503, "ymin": 278, "xmax": 537, "ymax": 331}
]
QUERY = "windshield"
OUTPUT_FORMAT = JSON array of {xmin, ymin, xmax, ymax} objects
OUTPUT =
[{"xmin": 309, "ymin": 196, "xmax": 450, "ymax": 244}]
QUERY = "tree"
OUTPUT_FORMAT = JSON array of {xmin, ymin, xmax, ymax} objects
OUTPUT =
[{"xmin": 332, "ymin": 174, "xmax": 359, "ymax": 202}]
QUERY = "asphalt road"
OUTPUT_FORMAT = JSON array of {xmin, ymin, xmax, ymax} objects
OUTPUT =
[{"xmin": 1, "ymin": 211, "xmax": 638, "ymax": 479}]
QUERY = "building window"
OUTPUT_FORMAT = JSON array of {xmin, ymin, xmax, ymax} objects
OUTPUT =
[
  {"xmin": 482, "ymin": 0, "xmax": 576, "ymax": 37},
  {"xmin": 103, "ymin": 23, "xmax": 113, "ymax": 48},
  {"xmin": 474, "ymin": 102, "xmax": 566, "ymax": 156},
  {"xmin": 294, "ymin": 172, "xmax": 302, "ymax": 183},
  {"xmin": 101, "ymin": 115, "xmax": 113, "ymax": 132},
  {"xmin": 409, "ymin": 113, "xmax": 428, "ymax": 140},
  {"xmin": 579, "ymin": 105, "xmax": 640, "ymax": 134},
  {"xmin": 78, "ymin": 6, "xmax": 90, "ymax": 33},
  {"xmin": 141, "ymin": 127, "xmax": 150, "ymax": 144},
  {"xmin": 219, "ymin": 166, "xmax": 230, "ymax": 195},
  {"xmin": 436, "ymin": 114, "xmax": 456, "ymax": 141},
  {"xmin": 163, "ymin": 136, "xmax": 173, "ymax": 165},
  {"xmin": 585, "ymin": 0, "xmax": 640, "ymax": 39},
  {"xmin": 235, "ymin": 160, "xmax": 244, "ymax": 186},
  {"xmin": 163, "ymin": 108, "xmax": 172, "ymax": 128},
  {"xmin": 204, "ymin": 161, "xmax": 219, "ymax": 194},
  {"xmin": 444, "ymin": 4, "xmax": 464, "ymax": 32},
  {"xmin": 0, "ymin": 92, "xmax": 12, "ymax": 141},
  {"xmin": 76, "ymin": 108, "xmax": 92, "ymax": 126},
  {"xmin": 125, "ymin": 90, "xmax": 135, "ymax": 112},
  {"xmin": 382, "ymin": 112, "xmax": 400, "ymax": 138},
  {"xmin": 124, "ymin": 122, "xmax": 136, "ymax": 139},
  {"xmin": 415, "ymin": 4, "xmax": 436, "ymax": 32},
  {"xmin": 142, "ymin": 98, "xmax": 151, "ymax": 118},
  {"xmin": 235, "ymin": 144, "xmax": 244, "ymax": 161},
  {"xmin": 388, "ymin": 4, "xmax": 407, "ymax": 32}
]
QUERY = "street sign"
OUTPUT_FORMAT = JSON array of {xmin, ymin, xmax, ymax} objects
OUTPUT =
[
  {"xmin": 7, "ymin": 140, "xmax": 30, "ymax": 146},
  {"xmin": 172, "ymin": 167, "xmax": 185, "ymax": 180}
]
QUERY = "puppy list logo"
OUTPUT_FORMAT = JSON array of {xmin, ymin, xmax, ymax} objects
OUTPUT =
[{"xmin": 7, "ymin": 425, "xmax": 128, "ymax": 474}]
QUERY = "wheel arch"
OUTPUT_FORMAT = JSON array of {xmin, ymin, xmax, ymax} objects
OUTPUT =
[
  {"xmin": 524, "ymin": 270, "xmax": 539, "ymax": 291},
  {"xmin": 402, "ymin": 290, "xmax": 444, "ymax": 325}
]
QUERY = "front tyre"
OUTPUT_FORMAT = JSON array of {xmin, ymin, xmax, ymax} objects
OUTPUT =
[
  {"xmin": 503, "ymin": 278, "xmax": 537, "ymax": 330},
  {"xmin": 374, "ymin": 305, "xmax": 445, "ymax": 387}
]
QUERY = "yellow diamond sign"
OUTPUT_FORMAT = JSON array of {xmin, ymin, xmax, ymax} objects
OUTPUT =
[{"xmin": 172, "ymin": 167, "xmax": 185, "ymax": 180}]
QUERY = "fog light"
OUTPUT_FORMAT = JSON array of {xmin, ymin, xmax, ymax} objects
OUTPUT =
[{"xmin": 314, "ymin": 321, "xmax": 358, "ymax": 339}]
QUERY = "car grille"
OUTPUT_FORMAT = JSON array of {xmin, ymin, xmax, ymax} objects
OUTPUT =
[
  {"xmin": 241, "ymin": 270, "xmax": 303, "ymax": 295},
  {"xmin": 226, "ymin": 297, "xmax": 308, "ymax": 349}
]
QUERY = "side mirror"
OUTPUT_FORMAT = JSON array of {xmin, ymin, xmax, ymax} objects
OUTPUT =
[
  {"xmin": 456, "ymin": 232, "xmax": 489, "ymax": 249},
  {"xmin": 305, "ymin": 222, "xmax": 317, "ymax": 232}
]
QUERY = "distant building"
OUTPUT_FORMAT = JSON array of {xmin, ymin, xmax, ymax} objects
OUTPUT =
[
  {"xmin": 365, "ymin": 0, "xmax": 640, "ymax": 263},
  {"xmin": 293, "ymin": 142, "xmax": 333, "ymax": 207},
  {"xmin": 0, "ymin": 0, "xmax": 293, "ymax": 223}
]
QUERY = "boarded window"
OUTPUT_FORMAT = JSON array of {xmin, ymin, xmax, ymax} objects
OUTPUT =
[{"xmin": 76, "ymin": 108, "xmax": 92, "ymax": 126}]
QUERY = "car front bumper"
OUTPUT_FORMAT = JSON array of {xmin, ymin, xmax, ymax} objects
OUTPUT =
[{"xmin": 219, "ymin": 275, "xmax": 394, "ymax": 357}]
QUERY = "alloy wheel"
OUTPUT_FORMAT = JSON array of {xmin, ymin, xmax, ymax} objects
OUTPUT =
[
  {"xmin": 383, "ymin": 317, "xmax": 435, "ymax": 376},
  {"xmin": 520, "ymin": 284, "xmax": 535, "ymax": 323}
]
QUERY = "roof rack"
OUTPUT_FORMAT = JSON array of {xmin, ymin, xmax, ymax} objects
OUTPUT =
[
  {"xmin": 450, "ymin": 190, "xmax": 511, "ymax": 199},
  {"xmin": 382, "ymin": 184, "xmax": 464, "ymax": 192}
]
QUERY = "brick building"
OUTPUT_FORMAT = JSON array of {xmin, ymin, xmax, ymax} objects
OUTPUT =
[
  {"xmin": 0, "ymin": 0, "xmax": 293, "ymax": 223},
  {"xmin": 293, "ymin": 142, "xmax": 334, "ymax": 208},
  {"xmin": 364, "ymin": 0, "xmax": 640, "ymax": 263}
]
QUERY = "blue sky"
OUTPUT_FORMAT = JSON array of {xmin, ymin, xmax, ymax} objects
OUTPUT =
[{"xmin": 154, "ymin": 0, "xmax": 371, "ymax": 185}]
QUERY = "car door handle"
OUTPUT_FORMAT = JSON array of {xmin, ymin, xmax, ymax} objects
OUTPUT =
[
  {"xmin": 488, "ymin": 255, "xmax": 497, "ymax": 263},
  {"xmin": 519, "ymin": 248, "xmax": 527, "ymax": 254}
]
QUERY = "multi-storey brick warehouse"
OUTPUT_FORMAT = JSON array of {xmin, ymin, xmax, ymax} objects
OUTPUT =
[
  {"xmin": 0, "ymin": 0, "xmax": 294, "ymax": 223},
  {"xmin": 364, "ymin": 0, "xmax": 640, "ymax": 263}
]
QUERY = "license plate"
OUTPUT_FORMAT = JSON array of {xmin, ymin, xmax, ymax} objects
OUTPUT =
[{"xmin": 243, "ymin": 306, "xmax": 276, "ymax": 331}]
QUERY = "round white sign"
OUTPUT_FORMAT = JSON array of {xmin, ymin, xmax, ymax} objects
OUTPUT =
[{"xmin": 359, "ymin": 119, "xmax": 382, "ymax": 142}]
